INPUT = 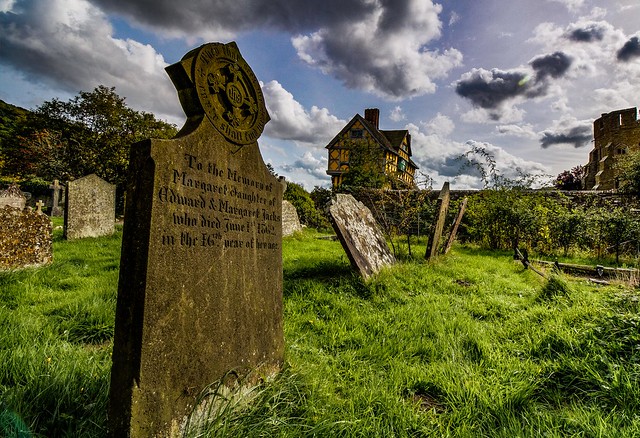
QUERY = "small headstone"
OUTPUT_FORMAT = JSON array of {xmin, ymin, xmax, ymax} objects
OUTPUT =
[
  {"xmin": 35, "ymin": 200, "xmax": 44, "ymax": 214},
  {"xmin": 49, "ymin": 179, "xmax": 64, "ymax": 216},
  {"xmin": 0, "ymin": 183, "xmax": 26, "ymax": 210},
  {"xmin": 63, "ymin": 174, "xmax": 115, "ymax": 239},
  {"xmin": 0, "ymin": 206, "xmax": 52, "ymax": 269},
  {"xmin": 109, "ymin": 42, "xmax": 283, "ymax": 437},
  {"xmin": 425, "ymin": 182, "xmax": 450, "ymax": 259},
  {"xmin": 326, "ymin": 193, "xmax": 395, "ymax": 279},
  {"xmin": 282, "ymin": 200, "xmax": 302, "ymax": 236}
]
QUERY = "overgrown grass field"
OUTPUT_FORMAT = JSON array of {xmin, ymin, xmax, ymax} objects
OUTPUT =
[{"xmin": 1, "ymin": 221, "xmax": 639, "ymax": 437}]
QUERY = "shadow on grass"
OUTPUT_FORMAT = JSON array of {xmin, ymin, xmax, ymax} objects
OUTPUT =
[
  {"xmin": 284, "ymin": 259, "xmax": 352, "ymax": 282},
  {"xmin": 283, "ymin": 260, "xmax": 378, "ymax": 300}
]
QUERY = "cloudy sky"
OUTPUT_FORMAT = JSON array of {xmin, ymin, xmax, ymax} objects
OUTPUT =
[{"xmin": 1, "ymin": 0, "xmax": 639, "ymax": 189}]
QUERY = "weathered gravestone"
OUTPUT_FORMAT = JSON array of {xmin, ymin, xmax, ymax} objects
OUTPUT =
[
  {"xmin": 326, "ymin": 193, "xmax": 395, "ymax": 279},
  {"xmin": 425, "ymin": 182, "xmax": 450, "ymax": 260},
  {"xmin": 49, "ymin": 179, "xmax": 64, "ymax": 216},
  {"xmin": 64, "ymin": 174, "xmax": 115, "ymax": 240},
  {"xmin": 282, "ymin": 200, "xmax": 302, "ymax": 236},
  {"xmin": 0, "ymin": 205, "xmax": 52, "ymax": 269},
  {"xmin": 0, "ymin": 184, "xmax": 26, "ymax": 210},
  {"xmin": 109, "ymin": 42, "xmax": 284, "ymax": 437}
]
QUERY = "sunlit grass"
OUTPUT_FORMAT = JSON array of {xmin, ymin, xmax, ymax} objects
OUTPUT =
[{"xmin": 1, "ymin": 224, "xmax": 639, "ymax": 437}]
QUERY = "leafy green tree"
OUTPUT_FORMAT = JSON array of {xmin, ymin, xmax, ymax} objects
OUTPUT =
[
  {"xmin": 31, "ymin": 86, "xmax": 177, "ymax": 185},
  {"xmin": 581, "ymin": 205, "xmax": 639, "ymax": 263},
  {"xmin": 554, "ymin": 165, "xmax": 585, "ymax": 190},
  {"xmin": 549, "ymin": 207, "xmax": 585, "ymax": 256},
  {"xmin": 2, "ymin": 86, "xmax": 177, "ymax": 212},
  {"xmin": 284, "ymin": 182, "xmax": 329, "ymax": 230},
  {"xmin": 601, "ymin": 207, "xmax": 638, "ymax": 264},
  {"xmin": 0, "ymin": 100, "xmax": 30, "ymax": 174},
  {"xmin": 341, "ymin": 140, "xmax": 389, "ymax": 189},
  {"xmin": 464, "ymin": 190, "xmax": 553, "ymax": 251},
  {"xmin": 617, "ymin": 150, "xmax": 640, "ymax": 197}
]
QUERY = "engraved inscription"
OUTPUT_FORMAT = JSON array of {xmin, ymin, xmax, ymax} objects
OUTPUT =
[{"xmin": 157, "ymin": 153, "xmax": 280, "ymax": 251}]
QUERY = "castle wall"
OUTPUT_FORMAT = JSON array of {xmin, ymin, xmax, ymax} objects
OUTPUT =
[{"xmin": 585, "ymin": 107, "xmax": 640, "ymax": 190}]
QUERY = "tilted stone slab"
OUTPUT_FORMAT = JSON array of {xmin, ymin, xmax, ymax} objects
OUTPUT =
[
  {"xmin": 0, "ymin": 206, "xmax": 52, "ymax": 269},
  {"xmin": 109, "ymin": 42, "xmax": 284, "ymax": 438},
  {"xmin": 327, "ymin": 193, "xmax": 395, "ymax": 279}
]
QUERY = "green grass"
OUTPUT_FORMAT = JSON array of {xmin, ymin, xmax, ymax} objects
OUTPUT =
[{"xmin": 2, "ymin": 224, "xmax": 640, "ymax": 437}]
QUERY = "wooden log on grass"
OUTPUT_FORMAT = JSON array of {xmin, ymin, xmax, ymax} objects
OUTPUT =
[{"xmin": 531, "ymin": 259, "xmax": 638, "ymax": 279}]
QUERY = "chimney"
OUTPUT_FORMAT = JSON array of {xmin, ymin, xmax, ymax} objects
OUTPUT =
[{"xmin": 364, "ymin": 108, "xmax": 380, "ymax": 130}]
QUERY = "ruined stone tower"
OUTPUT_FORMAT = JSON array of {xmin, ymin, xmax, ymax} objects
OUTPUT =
[{"xmin": 584, "ymin": 107, "xmax": 640, "ymax": 190}]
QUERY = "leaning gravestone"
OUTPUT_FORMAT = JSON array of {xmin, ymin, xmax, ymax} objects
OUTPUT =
[
  {"xmin": 326, "ymin": 193, "xmax": 395, "ymax": 279},
  {"xmin": 425, "ymin": 182, "xmax": 450, "ymax": 260},
  {"xmin": 0, "ymin": 205, "xmax": 52, "ymax": 269},
  {"xmin": 0, "ymin": 183, "xmax": 26, "ymax": 210},
  {"xmin": 64, "ymin": 174, "xmax": 115, "ymax": 240},
  {"xmin": 109, "ymin": 42, "xmax": 283, "ymax": 437},
  {"xmin": 282, "ymin": 200, "xmax": 302, "ymax": 236},
  {"xmin": 443, "ymin": 196, "xmax": 467, "ymax": 255}
]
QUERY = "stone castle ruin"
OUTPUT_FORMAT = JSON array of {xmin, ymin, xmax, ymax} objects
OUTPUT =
[{"xmin": 584, "ymin": 107, "xmax": 640, "ymax": 190}]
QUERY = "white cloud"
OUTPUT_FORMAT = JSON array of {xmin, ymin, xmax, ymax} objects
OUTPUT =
[
  {"xmin": 422, "ymin": 113, "xmax": 454, "ymax": 137},
  {"xmin": 281, "ymin": 151, "xmax": 328, "ymax": 180},
  {"xmin": 0, "ymin": 0, "xmax": 14, "ymax": 12},
  {"xmin": 449, "ymin": 11, "xmax": 460, "ymax": 26},
  {"xmin": 547, "ymin": 0, "xmax": 585, "ymax": 13},
  {"xmin": 407, "ymin": 123, "xmax": 548, "ymax": 189},
  {"xmin": 292, "ymin": 0, "xmax": 463, "ymax": 99},
  {"xmin": 0, "ymin": 0, "xmax": 181, "ymax": 123},
  {"xmin": 495, "ymin": 124, "xmax": 538, "ymax": 139},
  {"xmin": 389, "ymin": 106, "xmax": 406, "ymax": 122},
  {"xmin": 261, "ymin": 80, "xmax": 345, "ymax": 145},
  {"xmin": 461, "ymin": 106, "xmax": 526, "ymax": 124}
]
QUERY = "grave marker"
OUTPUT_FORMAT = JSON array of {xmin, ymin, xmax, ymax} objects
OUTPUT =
[
  {"xmin": 49, "ymin": 179, "xmax": 64, "ymax": 216},
  {"xmin": 0, "ymin": 183, "xmax": 26, "ymax": 210},
  {"xmin": 326, "ymin": 193, "xmax": 395, "ymax": 279},
  {"xmin": 282, "ymin": 200, "xmax": 302, "ymax": 236},
  {"xmin": 0, "ymin": 205, "xmax": 52, "ymax": 269},
  {"xmin": 64, "ymin": 174, "xmax": 115, "ymax": 239},
  {"xmin": 109, "ymin": 42, "xmax": 283, "ymax": 437},
  {"xmin": 425, "ymin": 182, "xmax": 450, "ymax": 259}
]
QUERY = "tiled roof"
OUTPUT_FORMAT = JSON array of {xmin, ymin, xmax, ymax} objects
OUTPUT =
[{"xmin": 325, "ymin": 113, "xmax": 418, "ymax": 170}]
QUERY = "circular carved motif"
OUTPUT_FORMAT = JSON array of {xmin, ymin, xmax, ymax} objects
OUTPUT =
[{"xmin": 194, "ymin": 43, "xmax": 268, "ymax": 144}]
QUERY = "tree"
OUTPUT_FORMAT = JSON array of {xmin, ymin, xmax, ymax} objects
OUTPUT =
[
  {"xmin": 284, "ymin": 182, "xmax": 329, "ymax": 230},
  {"xmin": 554, "ymin": 165, "xmax": 586, "ymax": 190},
  {"xmin": 548, "ymin": 206, "xmax": 585, "ymax": 256},
  {"xmin": 2, "ymin": 86, "xmax": 177, "ymax": 212},
  {"xmin": 617, "ymin": 150, "xmax": 640, "ymax": 197},
  {"xmin": 341, "ymin": 140, "xmax": 389, "ymax": 189}
]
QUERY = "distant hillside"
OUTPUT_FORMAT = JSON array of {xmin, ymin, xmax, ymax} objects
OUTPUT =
[{"xmin": 0, "ymin": 99, "xmax": 31, "ymax": 151}]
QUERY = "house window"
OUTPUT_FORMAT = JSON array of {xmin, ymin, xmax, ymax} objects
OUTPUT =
[
  {"xmin": 350, "ymin": 129, "xmax": 363, "ymax": 138},
  {"xmin": 398, "ymin": 159, "xmax": 407, "ymax": 172}
]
